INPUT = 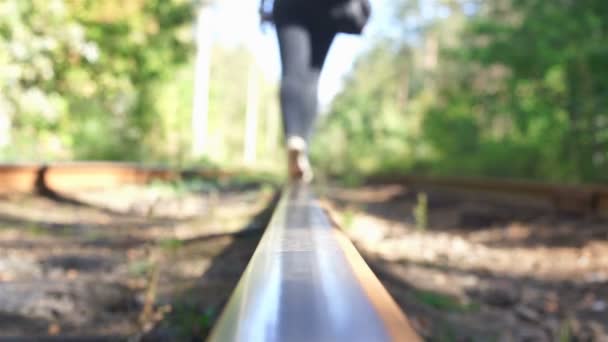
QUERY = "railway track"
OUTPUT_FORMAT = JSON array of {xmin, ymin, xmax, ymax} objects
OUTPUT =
[
  {"xmin": 208, "ymin": 184, "xmax": 420, "ymax": 341},
  {"xmin": 1, "ymin": 162, "xmax": 607, "ymax": 340},
  {"xmin": 0, "ymin": 163, "xmax": 421, "ymax": 340},
  {"xmin": 0, "ymin": 162, "xmax": 608, "ymax": 214},
  {"xmin": 2, "ymin": 163, "xmax": 606, "ymax": 216}
]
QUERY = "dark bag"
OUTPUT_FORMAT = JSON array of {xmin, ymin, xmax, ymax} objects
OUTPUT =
[{"xmin": 329, "ymin": 0, "xmax": 371, "ymax": 34}]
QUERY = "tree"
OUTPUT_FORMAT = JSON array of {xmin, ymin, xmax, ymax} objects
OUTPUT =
[
  {"xmin": 314, "ymin": 0, "xmax": 608, "ymax": 183},
  {"xmin": 0, "ymin": 0, "xmax": 197, "ymax": 161}
]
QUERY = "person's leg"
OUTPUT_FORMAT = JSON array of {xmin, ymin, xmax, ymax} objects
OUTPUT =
[
  {"xmin": 276, "ymin": 23, "xmax": 335, "ymax": 145},
  {"xmin": 302, "ymin": 23, "xmax": 335, "ymax": 141},
  {"xmin": 276, "ymin": 22, "xmax": 335, "ymax": 181},
  {"xmin": 277, "ymin": 24, "xmax": 311, "ymax": 146}
]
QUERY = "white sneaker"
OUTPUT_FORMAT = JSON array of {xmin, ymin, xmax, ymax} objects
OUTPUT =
[{"xmin": 287, "ymin": 136, "xmax": 313, "ymax": 183}]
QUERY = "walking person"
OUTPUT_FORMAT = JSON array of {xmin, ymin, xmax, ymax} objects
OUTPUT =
[{"xmin": 259, "ymin": 0, "xmax": 371, "ymax": 182}]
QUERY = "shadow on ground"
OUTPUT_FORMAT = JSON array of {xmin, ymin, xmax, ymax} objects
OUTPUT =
[
  {"xmin": 325, "ymin": 183, "xmax": 608, "ymax": 341},
  {"xmin": 328, "ymin": 183, "xmax": 608, "ymax": 248},
  {"xmin": 0, "ymin": 179, "xmax": 277, "ymax": 341},
  {"xmin": 142, "ymin": 192, "xmax": 279, "ymax": 341},
  {"xmin": 361, "ymin": 253, "xmax": 608, "ymax": 340}
]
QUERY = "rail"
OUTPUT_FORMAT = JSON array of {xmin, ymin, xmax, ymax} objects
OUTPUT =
[
  {"xmin": 370, "ymin": 174, "xmax": 608, "ymax": 215},
  {"xmin": 208, "ymin": 184, "xmax": 420, "ymax": 342},
  {"xmin": 2, "ymin": 163, "xmax": 606, "ymax": 216},
  {"xmin": 0, "ymin": 162, "xmax": 228, "ymax": 194}
]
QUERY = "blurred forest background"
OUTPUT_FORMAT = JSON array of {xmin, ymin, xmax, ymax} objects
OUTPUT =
[{"xmin": 1, "ymin": 0, "xmax": 607, "ymax": 183}]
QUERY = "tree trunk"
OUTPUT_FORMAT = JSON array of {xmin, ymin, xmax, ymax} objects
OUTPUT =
[
  {"xmin": 0, "ymin": 110, "xmax": 9, "ymax": 148},
  {"xmin": 191, "ymin": 5, "xmax": 214, "ymax": 158},
  {"xmin": 244, "ymin": 64, "xmax": 259, "ymax": 165}
]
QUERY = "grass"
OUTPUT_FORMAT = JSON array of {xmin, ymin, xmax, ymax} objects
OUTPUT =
[
  {"xmin": 25, "ymin": 224, "xmax": 72, "ymax": 237},
  {"xmin": 413, "ymin": 289, "xmax": 480, "ymax": 313},
  {"xmin": 558, "ymin": 318, "xmax": 573, "ymax": 342},
  {"xmin": 26, "ymin": 224, "xmax": 49, "ymax": 236},
  {"xmin": 341, "ymin": 208, "xmax": 357, "ymax": 231},
  {"xmin": 341, "ymin": 174, "xmax": 365, "ymax": 188},
  {"xmin": 158, "ymin": 238, "xmax": 184, "ymax": 252},
  {"xmin": 413, "ymin": 192, "xmax": 428, "ymax": 231},
  {"xmin": 223, "ymin": 171, "xmax": 279, "ymax": 188},
  {"xmin": 83, "ymin": 230, "xmax": 107, "ymax": 242},
  {"xmin": 149, "ymin": 172, "xmax": 279, "ymax": 197},
  {"xmin": 168, "ymin": 302, "xmax": 216, "ymax": 339},
  {"xmin": 149, "ymin": 178, "xmax": 218, "ymax": 196},
  {"xmin": 128, "ymin": 260, "xmax": 154, "ymax": 277}
]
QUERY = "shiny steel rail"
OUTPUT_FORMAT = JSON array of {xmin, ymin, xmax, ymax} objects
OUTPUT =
[{"xmin": 208, "ymin": 184, "xmax": 420, "ymax": 342}]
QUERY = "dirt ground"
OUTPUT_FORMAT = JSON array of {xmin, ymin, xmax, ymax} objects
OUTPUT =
[
  {"xmin": 323, "ymin": 184, "xmax": 608, "ymax": 341},
  {"xmin": 0, "ymin": 181, "xmax": 606, "ymax": 341},
  {"xmin": 0, "ymin": 180, "xmax": 275, "ymax": 341}
]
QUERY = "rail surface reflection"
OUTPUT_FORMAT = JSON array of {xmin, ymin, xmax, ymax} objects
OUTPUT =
[{"xmin": 208, "ymin": 184, "xmax": 420, "ymax": 342}]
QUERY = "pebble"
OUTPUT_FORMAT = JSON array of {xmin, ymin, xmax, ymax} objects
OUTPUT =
[
  {"xmin": 591, "ymin": 300, "xmax": 607, "ymax": 312},
  {"xmin": 482, "ymin": 283, "xmax": 520, "ymax": 307},
  {"xmin": 515, "ymin": 305, "xmax": 541, "ymax": 323}
]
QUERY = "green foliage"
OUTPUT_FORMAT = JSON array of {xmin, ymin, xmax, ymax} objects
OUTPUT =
[
  {"xmin": 340, "ymin": 208, "xmax": 356, "ymax": 231},
  {"xmin": 559, "ymin": 322, "xmax": 571, "ymax": 342},
  {"xmin": 0, "ymin": 0, "xmax": 282, "ymax": 170},
  {"xmin": 159, "ymin": 238, "xmax": 184, "ymax": 252},
  {"xmin": 311, "ymin": 42, "xmax": 420, "ymax": 178},
  {"xmin": 204, "ymin": 46, "xmax": 282, "ymax": 169},
  {"xmin": 169, "ymin": 302, "xmax": 215, "ymax": 339},
  {"xmin": 128, "ymin": 260, "xmax": 154, "ymax": 277},
  {"xmin": 423, "ymin": 0, "xmax": 608, "ymax": 182},
  {"xmin": 26, "ymin": 224, "xmax": 51, "ymax": 237},
  {"xmin": 0, "ymin": 0, "xmax": 197, "ymax": 162},
  {"xmin": 4, "ymin": 0, "xmax": 607, "ymax": 182},
  {"xmin": 149, "ymin": 178, "xmax": 218, "ymax": 195},
  {"xmin": 413, "ymin": 290, "xmax": 479, "ymax": 313},
  {"xmin": 314, "ymin": 0, "xmax": 608, "ymax": 184},
  {"xmin": 413, "ymin": 192, "xmax": 428, "ymax": 231}
]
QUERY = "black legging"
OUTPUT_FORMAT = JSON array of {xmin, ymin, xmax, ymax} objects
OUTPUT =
[{"xmin": 276, "ymin": 18, "xmax": 337, "ymax": 144}]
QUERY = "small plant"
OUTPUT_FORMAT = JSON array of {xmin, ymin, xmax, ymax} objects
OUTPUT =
[
  {"xmin": 158, "ymin": 238, "xmax": 184, "ymax": 252},
  {"xmin": 342, "ymin": 173, "xmax": 364, "ymax": 188},
  {"xmin": 27, "ymin": 224, "xmax": 48, "ymax": 236},
  {"xmin": 342, "ymin": 208, "xmax": 356, "ymax": 231},
  {"xmin": 436, "ymin": 324, "xmax": 457, "ymax": 342},
  {"xmin": 171, "ymin": 303, "xmax": 216, "ymax": 339},
  {"xmin": 413, "ymin": 192, "xmax": 428, "ymax": 231},
  {"xmin": 128, "ymin": 260, "xmax": 153, "ymax": 277},
  {"xmin": 84, "ymin": 230, "xmax": 106, "ymax": 242},
  {"xmin": 27, "ymin": 224, "xmax": 71, "ymax": 237},
  {"xmin": 413, "ymin": 290, "xmax": 479, "ymax": 313},
  {"xmin": 259, "ymin": 183, "xmax": 276, "ymax": 197},
  {"xmin": 558, "ymin": 318, "xmax": 573, "ymax": 342}
]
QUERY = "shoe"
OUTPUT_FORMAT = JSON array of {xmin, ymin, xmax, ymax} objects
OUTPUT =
[
  {"xmin": 288, "ymin": 149, "xmax": 313, "ymax": 183},
  {"xmin": 287, "ymin": 136, "xmax": 313, "ymax": 183}
]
